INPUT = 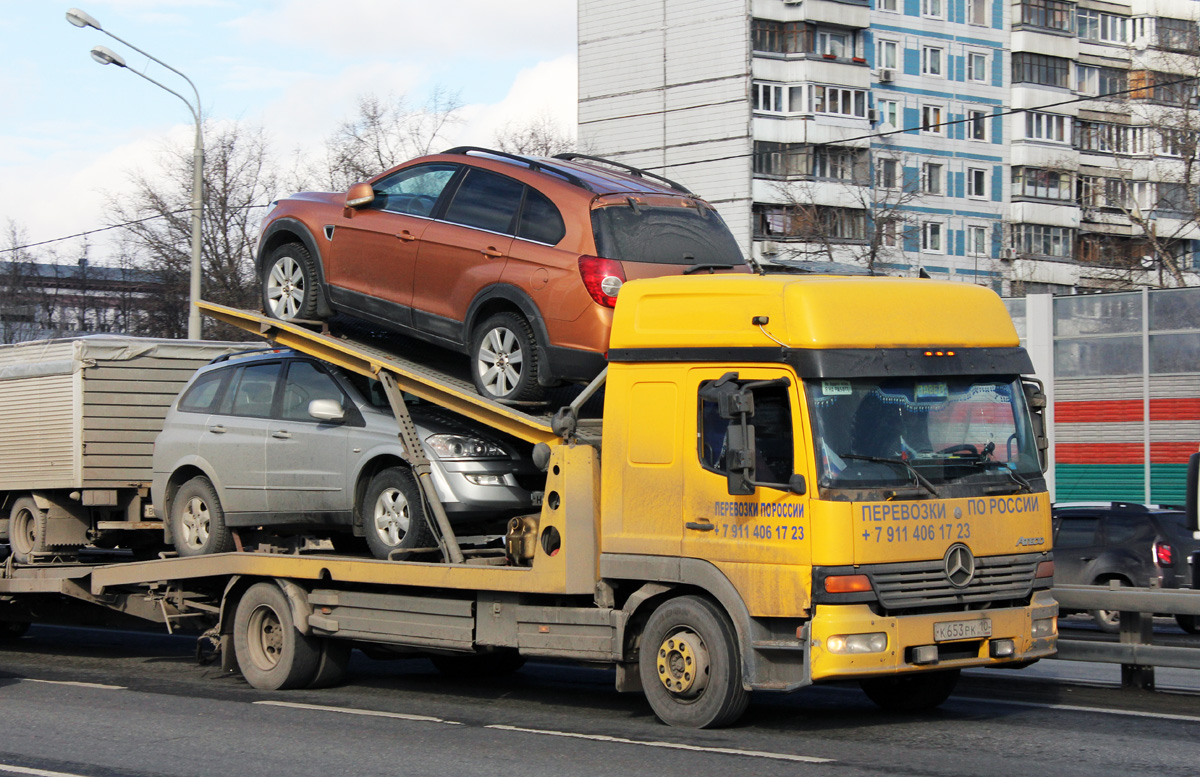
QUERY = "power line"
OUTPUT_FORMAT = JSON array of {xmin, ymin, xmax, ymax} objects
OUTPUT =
[{"xmin": 0, "ymin": 203, "xmax": 270, "ymax": 256}]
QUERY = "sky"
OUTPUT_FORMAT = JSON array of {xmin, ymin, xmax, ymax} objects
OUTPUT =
[{"xmin": 0, "ymin": 0, "xmax": 578, "ymax": 264}]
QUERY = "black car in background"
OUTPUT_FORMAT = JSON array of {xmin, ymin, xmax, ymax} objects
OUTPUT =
[{"xmin": 1052, "ymin": 502, "xmax": 1200, "ymax": 633}]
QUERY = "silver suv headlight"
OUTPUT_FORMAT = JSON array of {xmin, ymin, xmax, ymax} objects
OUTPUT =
[{"xmin": 425, "ymin": 433, "xmax": 508, "ymax": 460}]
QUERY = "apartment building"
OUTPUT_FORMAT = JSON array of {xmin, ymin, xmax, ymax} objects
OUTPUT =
[{"xmin": 578, "ymin": 0, "xmax": 1200, "ymax": 292}]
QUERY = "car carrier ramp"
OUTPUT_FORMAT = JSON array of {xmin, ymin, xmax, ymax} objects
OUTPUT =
[{"xmin": 198, "ymin": 301, "xmax": 563, "ymax": 445}]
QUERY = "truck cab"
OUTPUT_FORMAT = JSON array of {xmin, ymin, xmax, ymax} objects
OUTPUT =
[{"xmin": 598, "ymin": 275, "xmax": 1056, "ymax": 705}]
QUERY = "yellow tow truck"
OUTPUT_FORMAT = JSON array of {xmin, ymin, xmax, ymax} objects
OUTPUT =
[{"xmin": 0, "ymin": 274, "xmax": 1055, "ymax": 728}]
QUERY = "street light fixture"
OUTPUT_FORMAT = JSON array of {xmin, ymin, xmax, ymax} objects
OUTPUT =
[{"xmin": 67, "ymin": 7, "xmax": 206, "ymax": 340}]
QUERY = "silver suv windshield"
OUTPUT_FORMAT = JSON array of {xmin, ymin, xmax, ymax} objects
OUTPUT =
[{"xmin": 805, "ymin": 376, "xmax": 1042, "ymax": 500}]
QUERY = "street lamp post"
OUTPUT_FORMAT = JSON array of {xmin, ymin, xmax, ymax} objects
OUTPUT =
[{"xmin": 67, "ymin": 8, "xmax": 206, "ymax": 340}]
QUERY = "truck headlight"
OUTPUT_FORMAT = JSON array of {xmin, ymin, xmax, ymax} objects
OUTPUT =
[
  {"xmin": 425, "ymin": 434, "xmax": 507, "ymax": 460},
  {"xmin": 827, "ymin": 632, "xmax": 888, "ymax": 654}
]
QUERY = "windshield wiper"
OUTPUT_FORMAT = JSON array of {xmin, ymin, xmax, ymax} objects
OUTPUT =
[
  {"xmin": 842, "ymin": 455, "xmax": 941, "ymax": 498},
  {"xmin": 975, "ymin": 460, "xmax": 1034, "ymax": 493},
  {"xmin": 682, "ymin": 263, "xmax": 736, "ymax": 275}
]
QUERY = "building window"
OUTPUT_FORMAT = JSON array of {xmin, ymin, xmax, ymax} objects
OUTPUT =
[
  {"xmin": 923, "ymin": 0, "xmax": 943, "ymax": 18},
  {"xmin": 922, "ymin": 162, "xmax": 944, "ymax": 195},
  {"xmin": 877, "ymin": 99, "xmax": 899, "ymax": 128},
  {"xmin": 752, "ymin": 20, "xmax": 809, "ymax": 54},
  {"xmin": 1077, "ymin": 175, "xmax": 1130, "ymax": 209},
  {"xmin": 753, "ymin": 82, "xmax": 785, "ymax": 113},
  {"xmin": 1024, "ymin": 111, "xmax": 1068, "ymax": 143},
  {"xmin": 1012, "ymin": 167, "xmax": 1072, "ymax": 200},
  {"xmin": 753, "ymin": 204, "xmax": 867, "ymax": 241},
  {"xmin": 1099, "ymin": 67, "xmax": 1128, "ymax": 97},
  {"xmin": 810, "ymin": 84, "xmax": 868, "ymax": 117},
  {"xmin": 969, "ymin": 110, "xmax": 988, "ymax": 140},
  {"xmin": 922, "ymin": 46, "xmax": 944, "ymax": 77},
  {"xmin": 969, "ymin": 0, "xmax": 989, "ymax": 25},
  {"xmin": 1156, "ymin": 17, "xmax": 1200, "ymax": 52},
  {"xmin": 1159, "ymin": 129, "xmax": 1200, "ymax": 158},
  {"xmin": 968, "ymin": 225, "xmax": 990, "ymax": 255},
  {"xmin": 1077, "ymin": 10, "xmax": 1128, "ymax": 43},
  {"xmin": 921, "ymin": 105, "xmax": 944, "ymax": 134},
  {"xmin": 818, "ymin": 29, "xmax": 852, "ymax": 57},
  {"xmin": 879, "ymin": 0, "xmax": 898, "ymax": 10},
  {"xmin": 1075, "ymin": 121, "xmax": 1146, "ymax": 154},
  {"xmin": 1155, "ymin": 182, "xmax": 1196, "ymax": 215},
  {"xmin": 1012, "ymin": 52, "xmax": 1070, "ymax": 88},
  {"xmin": 880, "ymin": 219, "xmax": 902, "ymax": 247},
  {"xmin": 1015, "ymin": 224, "xmax": 1073, "ymax": 258},
  {"xmin": 1018, "ymin": 0, "xmax": 1073, "ymax": 32},
  {"xmin": 877, "ymin": 157, "xmax": 899, "ymax": 189},
  {"xmin": 968, "ymin": 167, "xmax": 987, "ymax": 198},
  {"xmin": 877, "ymin": 39, "xmax": 898, "ymax": 70},
  {"xmin": 968, "ymin": 52, "xmax": 988, "ymax": 82},
  {"xmin": 922, "ymin": 222, "xmax": 944, "ymax": 252}
]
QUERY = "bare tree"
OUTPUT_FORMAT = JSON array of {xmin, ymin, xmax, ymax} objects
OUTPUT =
[
  {"xmin": 107, "ymin": 121, "xmax": 276, "ymax": 339},
  {"xmin": 296, "ymin": 88, "xmax": 464, "ymax": 192},
  {"xmin": 0, "ymin": 221, "xmax": 49, "ymax": 343},
  {"xmin": 492, "ymin": 113, "xmax": 577, "ymax": 157},
  {"xmin": 759, "ymin": 141, "xmax": 923, "ymax": 275}
]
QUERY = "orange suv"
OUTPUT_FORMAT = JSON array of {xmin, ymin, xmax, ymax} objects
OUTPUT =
[{"xmin": 256, "ymin": 148, "xmax": 747, "ymax": 402}]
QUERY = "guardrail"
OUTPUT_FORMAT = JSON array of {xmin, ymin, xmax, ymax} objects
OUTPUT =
[{"xmin": 1053, "ymin": 583, "xmax": 1200, "ymax": 689}]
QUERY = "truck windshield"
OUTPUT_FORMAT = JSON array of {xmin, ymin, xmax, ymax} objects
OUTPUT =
[{"xmin": 805, "ymin": 376, "xmax": 1042, "ymax": 499}]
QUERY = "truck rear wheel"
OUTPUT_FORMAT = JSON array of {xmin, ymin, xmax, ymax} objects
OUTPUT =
[
  {"xmin": 170, "ymin": 476, "xmax": 235, "ymax": 556},
  {"xmin": 638, "ymin": 595, "xmax": 749, "ymax": 728},
  {"xmin": 860, "ymin": 669, "xmax": 960, "ymax": 712},
  {"xmin": 8, "ymin": 498, "xmax": 47, "ymax": 564},
  {"xmin": 233, "ymin": 582, "xmax": 320, "ymax": 690}
]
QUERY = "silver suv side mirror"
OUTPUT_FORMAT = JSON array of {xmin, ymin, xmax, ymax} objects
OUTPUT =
[{"xmin": 308, "ymin": 398, "xmax": 345, "ymax": 423}]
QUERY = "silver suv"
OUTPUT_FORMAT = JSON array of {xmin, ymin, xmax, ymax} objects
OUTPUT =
[{"xmin": 152, "ymin": 349, "xmax": 541, "ymax": 560}]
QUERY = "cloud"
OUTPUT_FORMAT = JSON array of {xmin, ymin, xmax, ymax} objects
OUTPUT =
[{"xmin": 453, "ymin": 56, "xmax": 578, "ymax": 147}]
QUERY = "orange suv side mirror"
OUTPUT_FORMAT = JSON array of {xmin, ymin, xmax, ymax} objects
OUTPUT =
[{"xmin": 345, "ymin": 183, "xmax": 375, "ymax": 209}]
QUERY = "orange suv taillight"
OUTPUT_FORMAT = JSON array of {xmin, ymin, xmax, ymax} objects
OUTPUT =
[{"xmin": 578, "ymin": 256, "xmax": 625, "ymax": 308}]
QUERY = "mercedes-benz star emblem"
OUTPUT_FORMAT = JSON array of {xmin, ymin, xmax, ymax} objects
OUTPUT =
[{"xmin": 944, "ymin": 543, "xmax": 975, "ymax": 588}]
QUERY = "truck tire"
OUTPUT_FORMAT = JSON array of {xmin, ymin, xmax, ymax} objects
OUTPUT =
[
  {"xmin": 860, "ymin": 669, "xmax": 960, "ymax": 712},
  {"xmin": 638, "ymin": 595, "xmax": 750, "ymax": 728},
  {"xmin": 470, "ymin": 312, "xmax": 544, "ymax": 403},
  {"xmin": 0, "ymin": 621, "xmax": 30, "ymax": 640},
  {"xmin": 233, "ymin": 582, "xmax": 320, "ymax": 690},
  {"xmin": 262, "ymin": 242, "xmax": 319, "ymax": 321},
  {"xmin": 307, "ymin": 639, "xmax": 352, "ymax": 689},
  {"xmin": 170, "ymin": 477, "xmax": 235, "ymax": 557},
  {"xmin": 8, "ymin": 497, "xmax": 47, "ymax": 564},
  {"xmin": 362, "ymin": 467, "xmax": 435, "ymax": 560}
]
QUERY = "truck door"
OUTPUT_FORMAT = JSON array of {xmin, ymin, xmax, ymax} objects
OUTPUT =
[{"xmin": 682, "ymin": 367, "xmax": 811, "ymax": 567}]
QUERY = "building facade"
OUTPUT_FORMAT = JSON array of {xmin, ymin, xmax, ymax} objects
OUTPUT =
[{"xmin": 578, "ymin": 0, "xmax": 1200, "ymax": 292}]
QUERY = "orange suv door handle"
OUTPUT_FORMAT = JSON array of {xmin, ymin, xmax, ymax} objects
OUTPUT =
[
  {"xmin": 481, "ymin": 246, "xmax": 504, "ymax": 259},
  {"xmin": 395, "ymin": 231, "xmax": 417, "ymax": 242}
]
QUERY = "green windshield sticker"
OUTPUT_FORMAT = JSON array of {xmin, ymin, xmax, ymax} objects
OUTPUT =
[
  {"xmin": 915, "ymin": 382, "xmax": 948, "ymax": 400},
  {"xmin": 822, "ymin": 380, "xmax": 852, "ymax": 396}
]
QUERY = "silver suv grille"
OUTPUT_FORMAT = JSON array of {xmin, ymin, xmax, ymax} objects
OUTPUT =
[{"xmin": 869, "ymin": 553, "xmax": 1041, "ymax": 610}]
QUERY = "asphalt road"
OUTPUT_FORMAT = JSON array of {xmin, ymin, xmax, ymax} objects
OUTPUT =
[{"xmin": 1, "ymin": 623, "xmax": 1199, "ymax": 777}]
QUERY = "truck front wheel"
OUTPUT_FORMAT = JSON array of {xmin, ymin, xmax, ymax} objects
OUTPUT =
[
  {"xmin": 638, "ymin": 595, "xmax": 750, "ymax": 728},
  {"xmin": 233, "ymin": 582, "xmax": 321, "ymax": 690},
  {"xmin": 860, "ymin": 668, "xmax": 960, "ymax": 712},
  {"xmin": 8, "ymin": 498, "xmax": 47, "ymax": 564}
]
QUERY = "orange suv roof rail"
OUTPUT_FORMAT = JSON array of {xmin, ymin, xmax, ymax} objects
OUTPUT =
[
  {"xmin": 442, "ymin": 146, "xmax": 596, "ymax": 192},
  {"xmin": 553, "ymin": 152, "xmax": 693, "ymax": 195}
]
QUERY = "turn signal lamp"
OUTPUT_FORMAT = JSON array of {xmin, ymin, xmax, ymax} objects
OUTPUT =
[
  {"xmin": 923, "ymin": 349, "xmax": 956, "ymax": 357},
  {"xmin": 824, "ymin": 574, "xmax": 872, "ymax": 594},
  {"xmin": 1035, "ymin": 560, "xmax": 1055, "ymax": 578}
]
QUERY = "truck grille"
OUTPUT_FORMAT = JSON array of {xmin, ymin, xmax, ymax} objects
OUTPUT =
[{"xmin": 868, "ymin": 553, "xmax": 1040, "ymax": 610}]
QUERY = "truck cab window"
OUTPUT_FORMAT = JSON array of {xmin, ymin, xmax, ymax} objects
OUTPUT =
[{"xmin": 698, "ymin": 381, "xmax": 794, "ymax": 483}]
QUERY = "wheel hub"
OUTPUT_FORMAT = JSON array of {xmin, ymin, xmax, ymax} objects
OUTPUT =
[{"xmin": 655, "ymin": 630, "xmax": 710, "ymax": 697}]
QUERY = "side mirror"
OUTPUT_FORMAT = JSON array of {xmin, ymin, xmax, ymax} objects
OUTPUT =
[
  {"xmin": 345, "ymin": 182, "xmax": 375, "ymax": 209},
  {"xmin": 308, "ymin": 398, "xmax": 346, "ymax": 423},
  {"xmin": 789, "ymin": 474, "xmax": 807, "ymax": 495},
  {"xmin": 1021, "ymin": 377, "xmax": 1049, "ymax": 472}
]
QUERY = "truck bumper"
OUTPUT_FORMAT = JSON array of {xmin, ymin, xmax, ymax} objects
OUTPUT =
[{"xmin": 808, "ymin": 589, "xmax": 1058, "ymax": 682}]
